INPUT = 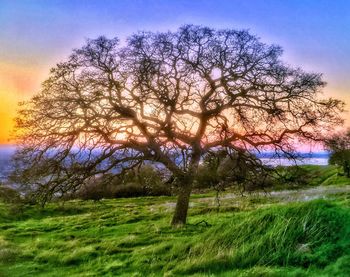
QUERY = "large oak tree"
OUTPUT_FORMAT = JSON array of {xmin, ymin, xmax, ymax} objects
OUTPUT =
[{"xmin": 12, "ymin": 25, "xmax": 343, "ymax": 226}]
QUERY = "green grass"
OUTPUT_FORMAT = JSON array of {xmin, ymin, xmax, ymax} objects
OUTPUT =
[
  {"xmin": 1, "ymin": 191, "xmax": 350, "ymax": 276},
  {"xmin": 267, "ymin": 165, "xmax": 350, "ymax": 192},
  {"xmin": 293, "ymin": 165, "xmax": 350, "ymax": 187},
  {"xmin": 1, "ymin": 165, "xmax": 350, "ymax": 276}
]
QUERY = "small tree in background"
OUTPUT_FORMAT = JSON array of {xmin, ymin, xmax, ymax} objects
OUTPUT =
[
  {"xmin": 12, "ymin": 25, "xmax": 343, "ymax": 226},
  {"xmin": 326, "ymin": 129, "xmax": 350, "ymax": 177}
]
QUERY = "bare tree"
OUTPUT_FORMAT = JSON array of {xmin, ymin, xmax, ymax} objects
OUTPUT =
[{"xmin": 12, "ymin": 25, "xmax": 343, "ymax": 226}]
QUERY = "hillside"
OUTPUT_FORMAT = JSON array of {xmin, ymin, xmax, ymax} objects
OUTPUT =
[{"xmin": 1, "ymin": 182, "xmax": 350, "ymax": 276}]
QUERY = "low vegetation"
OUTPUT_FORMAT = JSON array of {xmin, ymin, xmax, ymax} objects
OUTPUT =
[
  {"xmin": 67, "ymin": 165, "xmax": 172, "ymax": 201},
  {"xmin": 63, "ymin": 164, "xmax": 350, "ymax": 201},
  {"xmin": 1, "ymin": 165, "xmax": 350, "ymax": 276},
  {"xmin": 274, "ymin": 165, "xmax": 350, "ymax": 189}
]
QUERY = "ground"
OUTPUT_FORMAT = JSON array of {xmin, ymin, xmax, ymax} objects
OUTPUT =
[{"xmin": 1, "ymin": 165, "xmax": 350, "ymax": 276}]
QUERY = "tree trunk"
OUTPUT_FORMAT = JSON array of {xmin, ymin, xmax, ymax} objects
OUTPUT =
[
  {"xmin": 171, "ymin": 152, "xmax": 200, "ymax": 227},
  {"xmin": 171, "ymin": 181, "xmax": 192, "ymax": 227}
]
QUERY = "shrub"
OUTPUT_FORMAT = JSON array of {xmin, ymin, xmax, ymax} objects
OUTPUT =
[
  {"xmin": 0, "ymin": 184, "xmax": 24, "ymax": 216},
  {"xmin": 73, "ymin": 178, "xmax": 115, "ymax": 200},
  {"xmin": 194, "ymin": 149, "xmax": 273, "ymax": 193},
  {"xmin": 113, "ymin": 183, "xmax": 147, "ymax": 198},
  {"xmin": 72, "ymin": 165, "xmax": 171, "ymax": 200},
  {"xmin": 148, "ymin": 183, "xmax": 172, "ymax": 196},
  {"xmin": 0, "ymin": 185, "xmax": 21, "ymax": 203},
  {"xmin": 275, "ymin": 166, "xmax": 315, "ymax": 188}
]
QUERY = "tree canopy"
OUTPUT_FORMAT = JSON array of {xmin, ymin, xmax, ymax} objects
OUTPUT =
[{"xmin": 12, "ymin": 25, "xmax": 343, "ymax": 225}]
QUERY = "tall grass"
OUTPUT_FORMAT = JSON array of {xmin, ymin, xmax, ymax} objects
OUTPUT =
[
  {"xmin": 1, "ymin": 186, "xmax": 350, "ymax": 276},
  {"xmin": 0, "ymin": 162, "xmax": 350, "ymax": 277},
  {"xmin": 173, "ymin": 201, "xmax": 350, "ymax": 274}
]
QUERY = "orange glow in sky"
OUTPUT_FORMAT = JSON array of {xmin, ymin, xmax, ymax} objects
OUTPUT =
[
  {"xmin": 1, "ymin": 0, "xmax": 349, "ymax": 145},
  {"xmin": 0, "ymin": 62, "xmax": 43, "ymax": 144}
]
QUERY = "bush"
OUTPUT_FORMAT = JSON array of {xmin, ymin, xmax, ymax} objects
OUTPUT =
[
  {"xmin": 0, "ymin": 185, "xmax": 21, "ymax": 204},
  {"xmin": 148, "ymin": 183, "xmax": 172, "ymax": 196},
  {"xmin": 73, "ymin": 178, "xmax": 115, "ymax": 200},
  {"xmin": 0, "ymin": 185, "xmax": 24, "ymax": 216},
  {"xmin": 72, "ymin": 165, "xmax": 171, "ymax": 200},
  {"xmin": 275, "ymin": 166, "xmax": 315, "ymax": 188},
  {"xmin": 195, "ymin": 165, "xmax": 220, "ymax": 190},
  {"xmin": 113, "ymin": 183, "xmax": 147, "ymax": 198},
  {"xmin": 194, "ymin": 149, "xmax": 273, "ymax": 193}
]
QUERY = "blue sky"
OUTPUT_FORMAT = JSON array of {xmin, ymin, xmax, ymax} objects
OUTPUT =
[
  {"xmin": 0, "ymin": 0, "xmax": 349, "ymax": 142},
  {"xmin": 2, "ymin": 1, "xmax": 350, "ymax": 69}
]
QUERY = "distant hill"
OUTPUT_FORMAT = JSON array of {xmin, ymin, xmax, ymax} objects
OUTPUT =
[
  {"xmin": 255, "ymin": 151, "xmax": 329, "ymax": 159},
  {"xmin": 0, "ymin": 144, "xmax": 16, "ymax": 154},
  {"xmin": 0, "ymin": 145, "xmax": 330, "ymax": 182},
  {"xmin": 0, "ymin": 145, "xmax": 16, "ymax": 182},
  {"xmin": 0, "ymin": 145, "xmax": 16, "ymax": 161}
]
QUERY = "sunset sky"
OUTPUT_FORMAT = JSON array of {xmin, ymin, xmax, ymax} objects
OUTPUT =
[{"xmin": 1, "ymin": 0, "xmax": 350, "ymax": 144}]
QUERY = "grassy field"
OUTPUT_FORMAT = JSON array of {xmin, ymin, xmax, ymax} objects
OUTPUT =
[
  {"xmin": 289, "ymin": 165, "xmax": 350, "ymax": 187},
  {"xmin": 1, "ymin": 166, "xmax": 350, "ymax": 276}
]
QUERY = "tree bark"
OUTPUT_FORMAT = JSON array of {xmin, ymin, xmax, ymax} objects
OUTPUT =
[{"xmin": 171, "ymin": 181, "xmax": 193, "ymax": 227}]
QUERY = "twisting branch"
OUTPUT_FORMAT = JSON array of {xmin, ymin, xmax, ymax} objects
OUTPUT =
[{"xmin": 11, "ymin": 25, "xmax": 343, "ymax": 225}]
